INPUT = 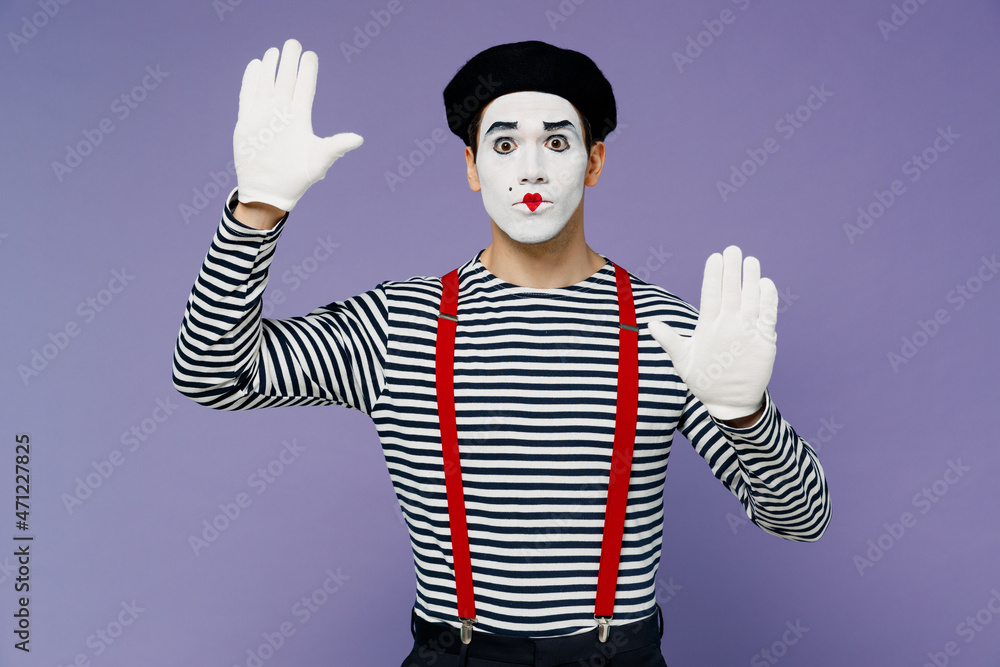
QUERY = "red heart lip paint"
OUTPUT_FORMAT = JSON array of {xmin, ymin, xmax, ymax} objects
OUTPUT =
[{"xmin": 521, "ymin": 193, "xmax": 543, "ymax": 212}]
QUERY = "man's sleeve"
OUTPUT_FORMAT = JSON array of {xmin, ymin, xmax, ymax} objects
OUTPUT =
[
  {"xmin": 677, "ymin": 388, "xmax": 832, "ymax": 542},
  {"xmin": 171, "ymin": 191, "xmax": 388, "ymax": 415}
]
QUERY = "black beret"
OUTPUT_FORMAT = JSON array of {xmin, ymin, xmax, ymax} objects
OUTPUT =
[{"xmin": 443, "ymin": 40, "xmax": 616, "ymax": 146}]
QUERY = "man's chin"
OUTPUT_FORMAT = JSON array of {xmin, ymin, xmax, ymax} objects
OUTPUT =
[{"xmin": 497, "ymin": 221, "xmax": 567, "ymax": 246}]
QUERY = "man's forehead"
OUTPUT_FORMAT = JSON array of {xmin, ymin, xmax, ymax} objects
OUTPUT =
[{"xmin": 480, "ymin": 91, "xmax": 581, "ymax": 125}]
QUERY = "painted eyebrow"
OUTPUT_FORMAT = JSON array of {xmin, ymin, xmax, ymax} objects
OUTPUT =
[
  {"xmin": 484, "ymin": 121, "xmax": 517, "ymax": 138},
  {"xmin": 483, "ymin": 120, "xmax": 580, "ymax": 139},
  {"xmin": 543, "ymin": 120, "xmax": 579, "ymax": 136}
]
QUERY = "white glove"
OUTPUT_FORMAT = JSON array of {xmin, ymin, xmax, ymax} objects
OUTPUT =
[
  {"xmin": 233, "ymin": 38, "xmax": 363, "ymax": 212},
  {"xmin": 648, "ymin": 246, "xmax": 779, "ymax": 421}
]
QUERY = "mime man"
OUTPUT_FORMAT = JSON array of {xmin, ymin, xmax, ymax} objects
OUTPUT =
[{"xmin": 173, "ymin": 38, "xmax": 831, "ymax": 667}]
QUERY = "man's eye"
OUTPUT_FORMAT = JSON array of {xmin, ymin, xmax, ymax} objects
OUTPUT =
[
  {"xmin": 493, "ymin": 138, "xmax": 516, "ymax": 154},
  {"xmin": 545, "ymin": 135, "xmax": 570, "ymax": 152}
]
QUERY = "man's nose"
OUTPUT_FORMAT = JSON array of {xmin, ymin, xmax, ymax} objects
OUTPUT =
[{"xmin": 518, "ymin": 144, "xmax": 547, "ymax": 184}]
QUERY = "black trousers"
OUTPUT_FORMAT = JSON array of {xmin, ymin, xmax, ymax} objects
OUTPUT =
[{"xmin": 399, "ymin": 605, "xmax": 668, "ymax": 667}]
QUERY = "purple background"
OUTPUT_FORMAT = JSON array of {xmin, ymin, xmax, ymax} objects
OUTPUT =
[{"xmin": 2, "ymin": 1, "xmax": 999, "ymax": 665}]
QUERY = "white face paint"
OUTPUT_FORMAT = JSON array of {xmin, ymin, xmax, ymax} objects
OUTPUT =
[{"xmin": 475, "ymin": 91, "xmax": 590, "ymax": 245}]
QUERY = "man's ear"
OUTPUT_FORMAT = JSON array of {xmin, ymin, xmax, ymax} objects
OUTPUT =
[
  {"xmin": 464, "ymin": 146, "xmax": 481, "ymax": 192},
  {"xmin": 584, "ymin": 141, "xmax": 606, "ymax": 187}
]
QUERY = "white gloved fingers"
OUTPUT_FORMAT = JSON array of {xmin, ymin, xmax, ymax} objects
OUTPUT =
[
  {"xmin": 660, "ymin": 248, "xmax": 778, "ymax": 420},
  {"xmin": 648, "ymin": 320, "xmax": 681, "ymax": 354},
  {"xmin": 308, "ymin": 132, "xmax": 365, "ymax": 179},
  {"xmin": 720, "ymin": 245, "xmax": 743, "ymax": 316},
  {"xmin": 758, "ymin": 277, "xmax": 779, "ymax": 343},
  {"xmin": 234, "ymin": 40, "xmax": 362, "ymax": 211},
  {"xmin": 699, "ymin": 252, "xmax": 724, "ymax": 322},
  {"xmin": 255, "ymin": 46, "xmax": 279, "ymax": 100},
  {"xmin": 648, "ymin": 320, "xmax": 693, "ymax": 377},
  {"xmin": 273, "ymin": 38, "xmax": 302, "ymax": 102},
  {"xmin": 293, "ymin": 50, "xmax": 319, "ymax": 119},
  {"xmin": 238, "ymin": 58, "xmax": 260, "ymax": 120},
  {"xmin": 740, "ymin": 254, "xmax": 761, "ymax": 325},
  {"xmin": 322, "ymin": 132, "xmax": 364, "ymax": 159}
]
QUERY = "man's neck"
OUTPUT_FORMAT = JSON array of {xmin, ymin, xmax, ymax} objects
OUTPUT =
[{"xmin": 479, "ymin": 210, "xmax": 606, "ymax": 289}]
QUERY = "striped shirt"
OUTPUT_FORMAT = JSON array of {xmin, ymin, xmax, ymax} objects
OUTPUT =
[{"xmin": 172, "ymin": 197, "xmax": 831, "ymax": 638}]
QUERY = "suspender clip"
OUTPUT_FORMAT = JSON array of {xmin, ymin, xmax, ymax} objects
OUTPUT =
[
  {"xmin": 596, "ymin": 615, "xmax": 612, "ymax": 643},
  {"xmin": 460, "ymin": 617, "xmax": 477, "ymax": 644}
]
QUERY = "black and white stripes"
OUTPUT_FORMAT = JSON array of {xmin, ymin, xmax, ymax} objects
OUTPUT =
[{"xmin": 173, "ymin": 204, "xmax": 831, "ymax": 638}]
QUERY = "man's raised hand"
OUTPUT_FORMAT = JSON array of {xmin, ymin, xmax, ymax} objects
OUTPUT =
[
  {"xmin": 648, "ymin": 246, "xmax": 779, "ymax": 422},
  {"xmin": 234, "ymin": 38, "xmax": 364, "ymax": 213}
]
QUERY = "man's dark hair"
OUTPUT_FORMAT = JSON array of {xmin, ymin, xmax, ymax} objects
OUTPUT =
[{"xmin": 467, "ymin": 106, "xmax": 594, "ymax": 162}]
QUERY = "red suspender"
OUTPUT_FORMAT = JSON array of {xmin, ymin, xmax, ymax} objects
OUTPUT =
[
  {"xmin": 436, "ymin": 269, "xmax": 477, "ymax": 639},
  {"xmin": 595, "ymin": 263, "xmax": 641, "ymax": 641},
  {"xmin": 435, "ymin": 263, "xmax": 639, "ymax": 644}
]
